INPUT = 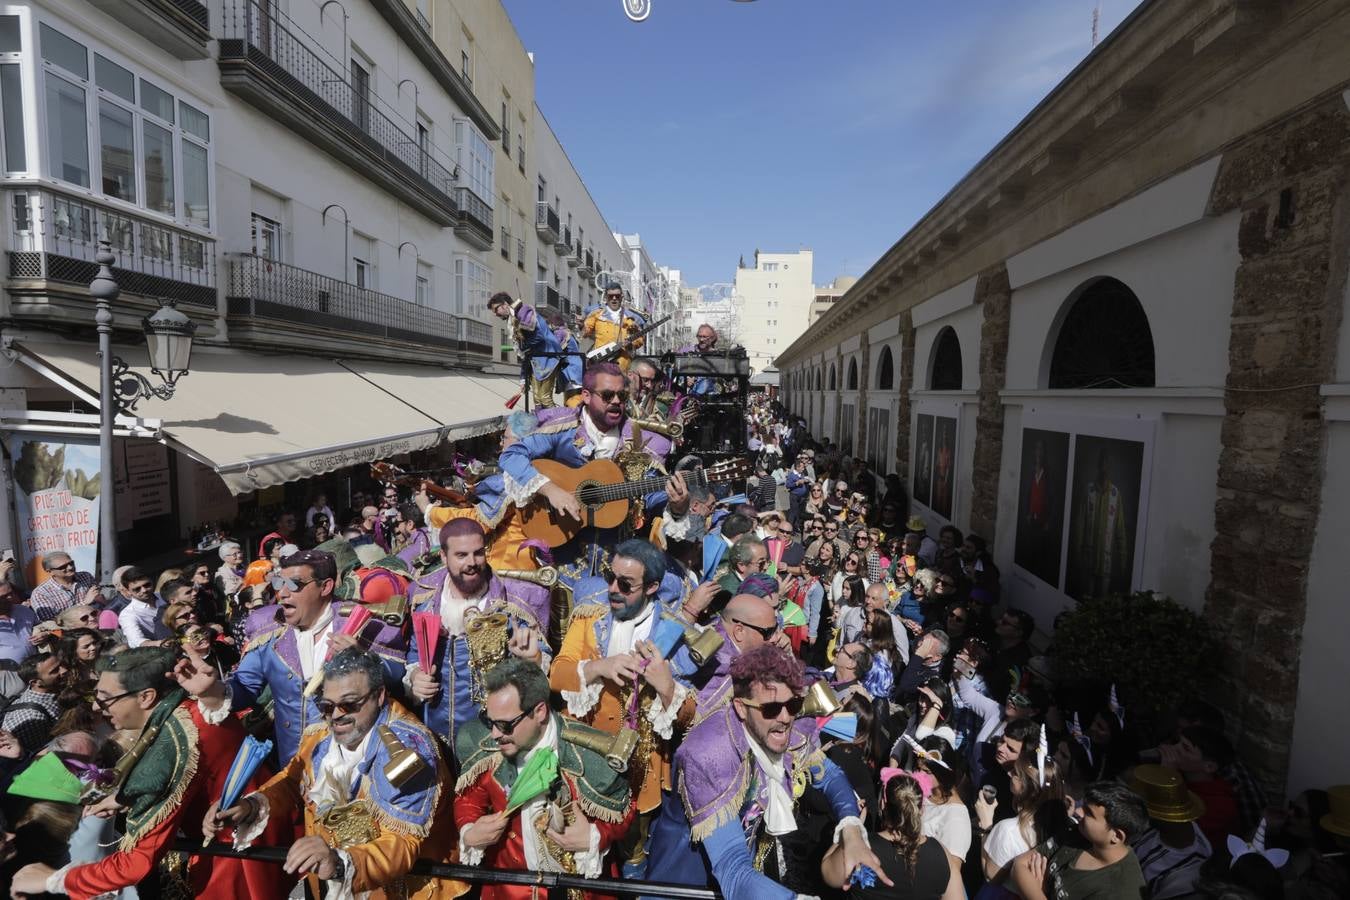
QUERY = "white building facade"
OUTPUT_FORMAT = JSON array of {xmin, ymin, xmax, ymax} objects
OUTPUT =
[{"xmin": 735, "ymin": 248, "xmax": 813, "ymax": 373}]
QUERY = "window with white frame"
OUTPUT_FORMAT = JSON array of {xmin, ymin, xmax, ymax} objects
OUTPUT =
[
  {"xmin": 454, "ymin": 117, "xmax": 494, "ymax": 204},
  {"xmin": 0, "ymin": 16, "xmax": 26, "ymax": 173},
  {"xmin": 352, "ymin": 232, "xmax": 374, "ymax": 289},
  {"xmin": 251, "ymin": 213, "xmax": 282, "ymax": 261},
  {"xmin": 415, "ymin": 261, "xmax": 432, "ymax": 306},
  {"xmin": 37, "ymin": 21, "xmax": 211, "ymax": 227},
  {"xmin": 453, "ymin": 255, "xmax": 490, "ymax": 317}
]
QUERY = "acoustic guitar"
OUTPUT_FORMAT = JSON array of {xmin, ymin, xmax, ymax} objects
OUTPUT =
[{"xmin": 518, "ymin": 457, "xmax": 751, "ymax": 547}]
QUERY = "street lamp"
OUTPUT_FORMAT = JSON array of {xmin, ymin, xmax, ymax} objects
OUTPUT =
[{"xmin": 90, "ymin": 238, "xmax": 196, "ymax": 583}]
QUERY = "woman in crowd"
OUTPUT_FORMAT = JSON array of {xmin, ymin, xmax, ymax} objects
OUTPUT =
[
  {"xmin": 53, "ymin": 605, "xmax": 100, "ymax": 632},
  {"xmin": 862, "ymin": 608, "xmax": 905, "ymax": 707},
  {"xmin": 805, "ymin": 483, "xmax": 827, "ymax": 518},
  {"xmin": 976, "ymin": 754, "xmax": 1069, "ymax": 897},
  {"xmin": 161, "ymin": 600, "xmax": 198, "ymax": 638},
  {"xmin": 189, "ymin": 561, "xmax": 223, "ymax": 625},
  {"xmin": 834, "ymin": 555, "xmax": 869, "ymax": 606},
  {"xmin": 890, "ymin": 679, "xmax": 957, "ymax": 766},
  {"xmin": 823, "ymin": 771, "xmax": 954, "ymax": 900},
  {"xmin": 916, "ymin": 734, "xmax": 971, "ymax": 900},
  {"xmin": 214, "ymin": 542, "xmax": 245, "ymax": 602},
  {"xmin": 55, "ymin": 628, "xmax": 104, "ymax": 680}
]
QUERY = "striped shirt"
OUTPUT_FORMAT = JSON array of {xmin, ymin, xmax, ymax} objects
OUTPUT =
[{"xmin": 28, "ymin": 571, "xmax": 98, "ymax": 622}]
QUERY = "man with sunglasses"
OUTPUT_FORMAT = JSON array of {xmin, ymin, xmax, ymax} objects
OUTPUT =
[
  {"xmin": 499, "ymin": 362, "xmax": 673, "ymax": 567},
  {"xmin": 489, "ymin": 290, "xmax": 573, "ymax": 409},
  {"xmin": 209, "ymin": 648, "xmax": 453, "ymax": 899},
  {"xmin": 646, "ymin": 644, "xmax": 888, "ymax": 899},
  {"xmin": 685, "ymin": 592, "xmax": 780, "ymax": 715},
  {"xmin": 551, "ymin": 539, "xmax": 696, "ymax": 873},
  {"xmin": 117, "ymin": 568, "xmax": 172, "ymax": 649},
  {"xmin": 228, "ymin": 549, "xmax": 408, "ymax": 764},
  {"xmin": 404, "ymin": 518, "xmax": 550, "ymax": 754},
  {"xmin": 454, "ymin": 658, "xmax": 634, "ymax": 897},
  {"xmin": 28, "ymin": 552, "xmax": 100, "ymax": 623},
  {"xmin": 12, "ymin": 646, "xmax": 285, "ymax": 899},
  {"xmin": 582, "ymin": 286, "xmax": 645, "ymax": 372}
]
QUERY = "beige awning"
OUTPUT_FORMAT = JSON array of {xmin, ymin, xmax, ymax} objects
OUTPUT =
[
  {"xmin": 14, "ymin": 340, "xmax": 513, "ymax": 495},
  {"xmin": 338, "ymin": 360, "xmax": 517, "ymax": 440}
]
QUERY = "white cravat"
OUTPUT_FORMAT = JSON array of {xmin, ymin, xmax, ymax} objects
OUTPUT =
[
  {"xmin": 308, "ymin": 726, "xmax": 374, "ymax": 812},
  {"xmin": 580, "ymin": 409, "xmax": 622, "ymax": 460},
  {"xmin": 520, "ymin": 715, "xmax": 560, "ymax": 870},
  {"xmin": 296, "ymin": 607, "xmax": 335, "ymax": 679},
  {"xmin": 605, "ymin": 601, "xmax": 656, "ymax": 655},
  {"xmin": 747, "ymin": 733, "xmax": 797, "ymax": 836},
  {"xmin": 439, "ymin": 575, "xmax": 489, "ymax": 637}
]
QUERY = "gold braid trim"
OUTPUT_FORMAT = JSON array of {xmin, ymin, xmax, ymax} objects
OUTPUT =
[
  {"xmin": 454, "ymin": 751, "xmax": 501, "ymax": 793},
  {"xmin": 367, "ymin": 793, "xmax": 434, "ymax": 840},
  {"xmin": 683, "ymin": 759, "xmax": 750, "ymax": 844},
  {"xmin": 243, "ymin": 625, "xmax": 285, "ymax": 653},
  {"xmin": 117, "ymin": 707, "xmax": 200, "ymax": 851},
  {"xmin": 569, "ymin": 603, "xmax": 609, "ymax": 621},
  {"xmin": 574, "ymin": 791, "xmax": 627, "ymax": 825}
]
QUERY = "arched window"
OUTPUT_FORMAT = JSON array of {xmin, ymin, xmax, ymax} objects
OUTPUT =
[
  {"xmin": 814, "ymin": 368, "xmax": 822, "ymax": 391},
  {"xmin": 1049, "ymin": 278, "xmax": 1155, "ymax": 389},
  {"xmin": 828, "ymin": 364, "xmax": 837, "ymax": 390},
  {"xmin": 929, "ymin": 327, "xmax": 963, "ymax": 390},
  {"xmin": 847, "ymin": 358, "xmax": 858, "ymax": 390},
  {"xmin": 875, "ymin": 346, "xmax": 894, "ymax": 390}
]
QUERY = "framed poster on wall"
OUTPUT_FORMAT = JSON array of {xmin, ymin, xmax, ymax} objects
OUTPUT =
[
  {"xmin": 1010, "ymin": 413, "xmax": 1155, "ymax": 604},
  {"xmin": 931, "ymin": 415, "xmax": 957, "ymax": 520},
  {"xmin": 913, "ymin": 414, "xmax": 933, "ymax": 506}
]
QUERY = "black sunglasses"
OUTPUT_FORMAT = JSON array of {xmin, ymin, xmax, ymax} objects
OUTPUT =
[
  {"xmin": 602, "ymin": 567, "xmax": 646, "ymax": 595},
  {"xmin": 92, "ymin": 690, "xmax": 138, "ymax": 712},
  {"xmin": 739, "ymin": 695, "xmax": 805, "ymax": 719},
  {"xmin": 730, "ymin": 617, "xmax": 778, "ymax": 640},
  {"xmin": 316, "ymin": 690, "xmax": 376, "ymax": 718},
  {"xmin": 592, "ymin": 389, "xmax": 630, "ymax": 403},
  {"xmin": 480, "ymin": 707, "xmax": 533, "ymax": 735}
]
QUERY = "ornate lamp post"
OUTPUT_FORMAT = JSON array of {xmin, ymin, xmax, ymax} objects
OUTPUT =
[{"xmin": 90, "ymin": 239, "xmax": 197, "ymax": 583}]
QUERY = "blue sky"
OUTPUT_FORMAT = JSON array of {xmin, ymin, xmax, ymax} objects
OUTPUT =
[{"xmin": 503, "ymin": 0, "xmax": 1145, "ymax": 287}]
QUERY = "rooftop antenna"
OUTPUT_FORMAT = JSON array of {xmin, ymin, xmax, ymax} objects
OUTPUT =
[{"xmin": 1091, "ymin": 3, "xmax": 1101, "ymax": 47}]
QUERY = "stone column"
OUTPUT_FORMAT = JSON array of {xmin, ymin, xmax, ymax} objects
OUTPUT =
[
  {"xmin": 969, "ymin": 264, "xmax": 1012, "ymax": 541},
  {"xmin": 1202, "ymin": 94, "xmax": 1350, "ymax": 793},
  {"xmin": 833, "ymin": 346, "xmax": 845, "ymax": 449},
  {"xmin": 894, "ymin": 311, "xmax": 917, "ymax": 484},
  {"xmin": 857, "ymin": 331, "xmax": 871, "ymax": 458}
]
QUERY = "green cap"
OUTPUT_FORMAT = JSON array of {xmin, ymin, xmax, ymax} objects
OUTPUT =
[{"xmin": 8, "ymin": 753, "xmax": 84, "ymax": 804}]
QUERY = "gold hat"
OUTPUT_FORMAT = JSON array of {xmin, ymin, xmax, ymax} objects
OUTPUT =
[
  {"xmin": 906, "ymin": 515, "xmax": 926, "ymax": 532},
  {"xmin": 1320, "ymin": 784, "xmax": 1350, "ymax": 837},
  {"xmin": 1128, "ymin": 764, "xmax": 1205, "ymax": 823}
]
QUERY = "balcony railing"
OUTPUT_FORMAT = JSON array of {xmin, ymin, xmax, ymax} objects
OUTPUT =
[
  {"xmin": 217, "ymin": 0, "xmax": 458, "ymax": 225},
  {"xmin": 454, "ymin": 186, "xmax": 493, "ymax": 250},
  {"xmin": 535, "ymin": 202, "xmax": 560, "ymax": 242},
  {"xmin": 6, "ymin": 187, "xmax": 216, "ymax": 307},
  {"xmin": 500, "ymin": 228, "xmax": 511, "ymax": 260},
  {"xmin": 566, "ymin": 240, "xmax": 580, "ymax": 267},
  {"xmin": 516, "ymin": 237, "xmax": 525, "ymax": 269},
  {"xmin": 533, "ymin": 281, "xmax": 560, "ymax": 314},
  {"xmin": 226, "ymin": 254, "xmax": 492, "ymax": 356},
  {"xmin": 555, "ymin": 226, "xmax": 570, "ymax": 254},
  {"xmin": 89, "ymin": 0, "xmax": 209, "ymax": 58}
]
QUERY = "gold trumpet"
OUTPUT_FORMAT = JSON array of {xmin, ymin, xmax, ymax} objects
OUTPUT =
[
  {"xmin": 493, "ymin": 566, "xmax": 560, "ymax": 588},
  {"xmin": 629, "ymin": 417, "xmax": 683, "ymax": 440},
  {"xmin": 379, "ymin": 724, "xmax": 428, "ymax": 788},
  {"xmin": 81, "ymin": 721, "xmax": 162, "ymax": 806},
  {"xmin": 659, "ymin": 611, "xmax": 724, "ymax": 666},
  {"xmin": 561, "ymin": 720, "xmax": 637, "ymax": 773},
  {"xmin": 801, "ymin": 680, "xmax": 843, "ymax": 719}
]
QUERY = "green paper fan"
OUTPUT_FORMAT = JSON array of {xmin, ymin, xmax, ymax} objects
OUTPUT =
[
  {"xmin": 504, "ymin": 747, "xmax": 559, "ymax": 815},
  {"xmin": 9, "ymin": 753, "xmax": 84, "ymax": 804}
]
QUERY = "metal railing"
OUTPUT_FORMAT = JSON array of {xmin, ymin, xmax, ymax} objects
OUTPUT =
[
  {"xmin": 456, "ymin": 186, "xmax": 493, "ymax": 233},
  {"xmin": 226, "ymin": 254, "xmax": 492, "ymax": 355},
  {"xmin": 535, "ymin": 201, "xmax": 560, "ymax": 240},
  {"xmin": 179, "ymin": 842, "xmax": 719, "ymax": 899},
  {"xmin": 6, "ymin": 187, "xmax": 216, "ymax": 306},
  {"xmin": 534, "ymin": 280, "xmax": 559, "ymax": 310},
  {"xmin": 516, "ymin": 237, "xmax": 525, "ymax": 267},
  {"xmin": 217, "ymin": 0, "xmax": 455, "ymax": 203},
  {"xmin": 164, "ymin": 0, "xmax": 209, "ymax": 28},
  {"xmin": 500, "ymin": 227, "xmax": 511, "ymax": 259}
]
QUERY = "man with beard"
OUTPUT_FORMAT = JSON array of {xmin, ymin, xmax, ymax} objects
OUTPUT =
[
  {"xmin": 454, "ymin": 658, "xmax": 635, "ymax": 898},
  {"xmin": 207, "ymin": 648, "xmax": 457, "ymax": 899},
  {"xmin": 229, "ymin": 549, "xmax": 407, "ymax": 762},
  {"xmin": 645, "ymin": 644, "xmax": 887, "ymax": 899},
  {"xmin": 10, "ymin": 647, "xmax": 285, "ymax": 899},
  {"xmin": 499, "ymin": 362, "xmax": 672, "ymax": 576},
  {"xmin": 582, "ymin": 286, "xmax": 645, "ymax": 371},
  {"xmin": 550, "ymin": 538, "xmax": 696, "ymax": 874},
  {"xmin": 404, "ymin": 518, "xmax": 551, "ymax": 754}
]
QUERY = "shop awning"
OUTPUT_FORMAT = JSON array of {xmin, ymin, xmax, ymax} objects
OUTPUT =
[{"xmin": 13, "ymin": 340, "xmax": 514, "ymax": 495}]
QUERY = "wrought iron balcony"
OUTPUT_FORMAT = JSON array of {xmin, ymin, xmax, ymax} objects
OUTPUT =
[
  {"xmin": 455, "ymin": 186, "xmax": 493, "ymax": 250},
  {"xmin": 535, "ymin": 202, "xmax": 560, "ymax": 242},
  {"xmin": 516, "ymin": 238, "xmax": 525, "ymax": 269},
  {"xmin": 217, "ymin": 0, "xmax": 458, "ymax": 226},
  {"xmin": 566, "ymin": 240, "xmax": 580, "ymax": 267},
  {"xmin": 6, "ymin": 187, "xmax": 216, "ymax": 308},
  {"xmin": 555, "ymin": 226, "xmax": 570, "ymax": 254},
  {"xmin": 89, "ymin": 0, "xmax": 209, "ymax": 59},
  {"xmin": 534, "ymin": 281, "xmax": 560, "ymax": 315},
  {"xmin": 226, "ymin": 255, "xmax": 492, "ymax": 359}
]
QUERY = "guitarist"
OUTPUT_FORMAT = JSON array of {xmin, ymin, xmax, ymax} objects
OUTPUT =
[
  {"xmin": 582, "ymin": 286, "xmax": 645, "ymax": 372},
  {"xmin": 499, "ymin": 363, "xmax": 674, "ymax": 577}
]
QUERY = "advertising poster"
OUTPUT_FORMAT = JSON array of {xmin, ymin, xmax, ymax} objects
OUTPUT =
[
  {"xmin": 6, "ymin": 437, "xmax": 101, "ymax": 585},
  {"xmin": 1014, "ymin": 428, "xmax": 1071, "ymax": 588},
  {"xmin": 1064, "ymin": 435, "xmax": 1145, "ymax": 601},
  {"xmin": 913, "ymin": 414, "xmax": 933, "ymax": 506},
  {"xmin": 930, "ymin": 416, "xmax": 957, "ymax": 520}
]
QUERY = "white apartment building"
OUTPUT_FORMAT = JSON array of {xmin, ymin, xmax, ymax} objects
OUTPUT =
[
  {"xmin": 811, "ymin": 275, "xmax": 857, "ymax": 324},
  {"xmin": 676, "ymin": 292, "xmax": 739, "ymax": 349},
  {"xmin": 0, "ymin": 0, "xmax": 513, "ymax": 565},
  {"xmin": 532, "ymin": 104, "xmax": 627, "ymax": 321},
  {"xmin": 614, "ymin": 231, "xmax": 676, "ymax": 353},
  {"xmin": 734, "ymin": 248, "xmax": 813, "ymax": 372}
]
